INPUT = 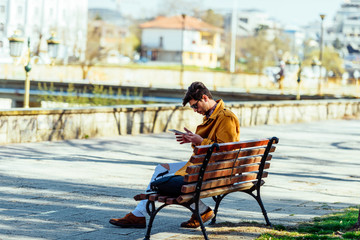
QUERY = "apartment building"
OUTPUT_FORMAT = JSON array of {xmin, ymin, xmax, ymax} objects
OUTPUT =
[{"xmin": 0, "ymin": 0, "xmax": 88, "ymax": 63}]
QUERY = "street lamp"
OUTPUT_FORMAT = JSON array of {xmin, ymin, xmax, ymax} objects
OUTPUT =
[
  {"xmin": 8, "ymin": 32, "xmax": 60, "ymax": 108},
  {"xmin": 47, "ymin": 32, "xmax": 60, "ymax": 64},
  {"xmin": 318, "ymin": 14, "xmax": 326, "ymax": 95},
  {"xmin": 179, "ymin": 14, "xmax": 186, "ymax": 89},
  {"xmin": 8, "ymin": 32, "xmax": 24, "ymax": 57}
]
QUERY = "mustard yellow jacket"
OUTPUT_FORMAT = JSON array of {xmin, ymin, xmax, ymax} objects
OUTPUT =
[{"xmin": 175, "ymin": 99, "xmax": 240, "ymax": 176}]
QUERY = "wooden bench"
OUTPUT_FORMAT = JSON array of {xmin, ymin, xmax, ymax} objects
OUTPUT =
[{"xmin": 134, "ymin": 136, "xmax": 279, "ymax": 240}]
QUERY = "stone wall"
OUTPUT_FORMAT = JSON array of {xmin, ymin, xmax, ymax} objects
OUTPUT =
[
  {"xmin": 0, "ymin": 64, "xmax": 296, "ymax": 89},
  {"xmin": 0, "ymin": 99, "xmax": 359, "ymax": 144}
]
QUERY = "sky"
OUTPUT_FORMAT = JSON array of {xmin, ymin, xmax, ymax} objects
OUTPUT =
[{"xmin": 89, "ymin": 0, "xmax": 344, "ymax": 27}]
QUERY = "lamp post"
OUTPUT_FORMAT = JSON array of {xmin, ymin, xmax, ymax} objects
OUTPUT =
[
  {"xmin": 179, "ymin": 14, "xmax": 186, "ymax": 89},
  {"xmin": 8, "ymin": 32, "xmax": 60, "ymax": 108},
  {"xmin": 229, "ymin": 0, "xmax": 238, "ymax": 73},
  {"xmin": 354, "ymin": 70, "xmax": 360, "ymax": 97},
  {"xmin": 318, "ymin": 14, "xmax": 326, "ymax": 96},
  {"xmin": 296, "ymin": 61, "xmax": 302, "ymax": 100}
]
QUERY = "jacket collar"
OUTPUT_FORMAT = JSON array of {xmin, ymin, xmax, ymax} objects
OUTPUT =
[{"xmin": 203, "ymin": 99, "xmax": 223, "ymax": 121}]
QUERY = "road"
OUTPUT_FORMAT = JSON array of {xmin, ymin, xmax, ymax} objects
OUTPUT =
[{"xmin": 0, "ymin": 119, "xmax": 359, "ymax": 239}]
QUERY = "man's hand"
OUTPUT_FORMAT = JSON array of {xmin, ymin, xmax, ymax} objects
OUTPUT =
[{"xmin": 175, "ymin": 127, "xmax": 203, "ymax": 145}]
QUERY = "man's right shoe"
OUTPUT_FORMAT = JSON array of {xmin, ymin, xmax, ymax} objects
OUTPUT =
[
  {"xmin": 109, "ymin": 212, "xmax": 146, "ymax": 228},
  {"xmin": 180, "ymin": 207, "xmax": 215, "ymax": 228}
]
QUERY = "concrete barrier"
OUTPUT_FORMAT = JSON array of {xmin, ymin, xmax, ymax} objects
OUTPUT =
[{"xmin": 0, "ymin": 99, "xmax": 359, "ymax": 144}]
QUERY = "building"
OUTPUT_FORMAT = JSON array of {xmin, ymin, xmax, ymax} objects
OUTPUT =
[
  {"xmin": 328, "ymin": 0, "xmax": 360, "ymax": 72},
  {"xmin": 87, "ymin": 19, "xmax": 130, "ymax": 64},
  {"xmin": 139, "ymin": 15, "xmax": 223, "ymax": 68},
  {"xmin": 223, "ymin": 9, "xmax": 282, "ymax": 39},
  {"xmin": 0, "ymin": 0, "xmax": 88, "ymax": 63},
  {"xmin": 88, "ymin": 0, "xmax": 134, "ymax": 63}
]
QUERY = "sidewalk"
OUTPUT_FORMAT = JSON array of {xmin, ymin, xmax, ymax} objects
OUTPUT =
[{"xmin": 0, "ymin": 119, "xmax": 359, "ymax": 240}]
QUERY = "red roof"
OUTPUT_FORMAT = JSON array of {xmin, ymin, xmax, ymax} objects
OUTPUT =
[{"xmin": 139, "ymin": 15, "xmax": 223, "ymax": 33}]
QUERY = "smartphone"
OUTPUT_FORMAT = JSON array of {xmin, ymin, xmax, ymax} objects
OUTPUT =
[{"xmin": 168, "ymin": 129, "xmax": 186, "ymax": 135}]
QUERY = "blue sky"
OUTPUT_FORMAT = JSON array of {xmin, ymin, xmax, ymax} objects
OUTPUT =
[{"xmin": 90, "ymin": 0, "xmax": 344, "ymax": 27}]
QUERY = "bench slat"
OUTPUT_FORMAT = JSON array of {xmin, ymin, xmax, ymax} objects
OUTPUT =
[
  {"xmin": 134, "ymin": 193, "xmax": 148, "ymax": 201},
  {"xmin": 190, "ymin": 150, "xmax": 239, "ymax": 164},
  {"xmin": 166, "ymin": 197, "xmax": 178, "ymax": 204},
  {"xmin": 148, "ymin": 194, "xmax": 160, "ymax": 201},
  {"xmin": 193, "ymin": 139, "xmax": 272, "ymax": 155},
  {"xmin": 190, "ymin": 146, "xmax": 275, "ymax": 164},
  {"xmin": 185, "ymin": 162, "xmax": 270, "ymax": 182},
  {"xmin": 158, "ymin": 196, "xmax": 169, "ymax": 202},
  {"xmin": 177, "ymin": 180, "xmax": 265, "ymax": 204},
  {"xmin": 186, "ymin": 155, "xmax": 272, "ymax": 174},
  {"xmin": 181, "ymin": 172, "xmax": 268, "ymax": 193}
]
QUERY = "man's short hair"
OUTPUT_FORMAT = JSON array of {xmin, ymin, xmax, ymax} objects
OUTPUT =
[{"xmin": 182, "ymin": 82, "xmax": 213, "ymax": 106}]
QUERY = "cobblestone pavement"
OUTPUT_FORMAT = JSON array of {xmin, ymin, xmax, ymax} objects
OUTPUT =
[{"xmin": 0, "ymin": 119, "xmax": 359, "ymax": 240}]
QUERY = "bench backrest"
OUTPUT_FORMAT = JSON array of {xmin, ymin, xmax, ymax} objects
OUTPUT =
[{"xmin": 180, "ymin": 137, "xmax": 279, "ymax": 197}]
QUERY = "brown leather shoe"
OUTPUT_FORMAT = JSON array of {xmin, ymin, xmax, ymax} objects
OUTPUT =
[
  {"xmin": 109, "ymin": 212, "xmax": 146, "ymax": 228},
  {"xmin": 180, "ymin": 207, "xmax": 215, "ymax": 228}
]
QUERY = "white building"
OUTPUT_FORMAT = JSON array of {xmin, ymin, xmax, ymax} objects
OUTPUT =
[
  {"xmin": 0, "ymin": 0, "xmax": 88, "ymax": 63},
  {"xmin": 139, "ymin": 15, "xmax": 223, "ymax": 68},
  {"xmin": 329, "ymin": 0, "xmax": 360, "ymax": 71},
  {"xmin": 224, "ymin": 9, "xmax": 282, "ymax": 39}
]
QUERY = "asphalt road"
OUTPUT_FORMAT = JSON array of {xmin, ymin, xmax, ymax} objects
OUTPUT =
[{"xmin": 0, "ymin": 119, "xmax": 359, "ymax": 240}]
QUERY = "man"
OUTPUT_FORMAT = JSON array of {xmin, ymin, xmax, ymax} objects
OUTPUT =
[{"xmin": 109, "ymin": 81, "xmax": 240, "ymax": 229}]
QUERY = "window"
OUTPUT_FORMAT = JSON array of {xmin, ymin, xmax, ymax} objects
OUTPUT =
[
  {"xmin": 159, "ymin": 36, "xmax": 163, "ymax": 48},
  {"xmin": 17, "ymin": 24, "xmax": 24, "ymax": 34},
  {"xmin": 0, "ymin": 5, "xmax": 5, "ymax": 14},
  {"xmin": 239, "ymin": 18, "xmax": 248, "ymax": 23},
  {"xmin": 17, "ymin": 6, "xmax": 22, "ymax": 15},
  {"xmin": 0, "ymin": 23, "xmax": 4, "ymax": 32}
]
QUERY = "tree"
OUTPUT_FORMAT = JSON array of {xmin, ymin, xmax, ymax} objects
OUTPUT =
[
  {"xmin": 303, "ymin": 46, "xmax": 344, "ymax": 77},
  {"xmin": 240, "ymin": 30, "xmax": 272, "ymax": 74},
  {"xmin": 235, "ymin": 28, "xmax": 291, "ymax": 74},
  {"xmin": 156, "ymin": 0, "xmax": 203, "ymax": 16},
  {"xmin": 199, "ymin": 9, "xmax": 224, "ymax": 28},
  {"xmin": 81, "ymin": 23, "xmax": 104, "ymax": 80}
]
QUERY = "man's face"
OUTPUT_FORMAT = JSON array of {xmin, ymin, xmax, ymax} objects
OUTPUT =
[{"xmin": 189, "ymin": 97, "xmax": 207, "ymax": 115}]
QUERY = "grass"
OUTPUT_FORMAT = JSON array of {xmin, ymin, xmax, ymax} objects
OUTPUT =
[
  {"xmin": 119, "ymin": 63, "xmax": 228, "ymax": 72},
  {"xmin": 257, "ymin": 207, "xmax": 360, "ymax": 240}
]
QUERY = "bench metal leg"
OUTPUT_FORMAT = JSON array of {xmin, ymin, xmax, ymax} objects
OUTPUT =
[
  {"xmin": 246, "ymin": 189, "xmax": 271, "ymax": 226},
  {"xmin": 194, "ymin": 202, "xmax": 209, "ymax": 240},
  {"xmin": 210, "ymin": 194, "xmax": 227, "ymax": 225},
  {"xmin": 143, "ymin": 201, "xmax": 167, "ymax": 240}
]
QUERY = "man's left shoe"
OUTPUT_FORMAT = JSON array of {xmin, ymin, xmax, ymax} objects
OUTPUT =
[
  {"xmin": 109, "ymin": 212, "xmax": 146, "ymax": 228},
  {"xmin": 180, "ymin": 207, "xmax": 215, "ymax": 228}
]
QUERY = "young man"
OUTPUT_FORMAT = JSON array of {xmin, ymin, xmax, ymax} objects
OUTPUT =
[{"xmin": 109, "ymin": 81, "xmax": 240, "ymax": 229}]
